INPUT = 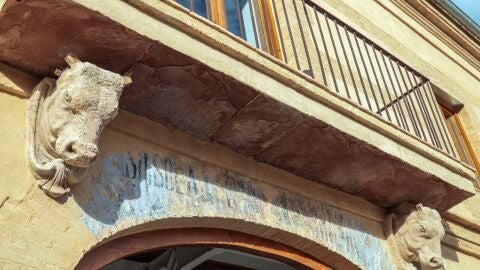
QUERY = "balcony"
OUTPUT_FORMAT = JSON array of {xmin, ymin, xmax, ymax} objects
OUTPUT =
[{"xmin": 0, "ymin": 0, "xmax": 476, "ymax": 210}]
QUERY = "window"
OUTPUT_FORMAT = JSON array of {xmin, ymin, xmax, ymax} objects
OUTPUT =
[
  {"xmin": 177, "ymin": 0, "xmax": 210, "ymax": 18},
  {"xmin": 175, "ymin": 0, "xmax": 281, "ymax": 57},
  {"xmin": 441, "ymin": 106, "xmax": 480, "ymax": 189}
]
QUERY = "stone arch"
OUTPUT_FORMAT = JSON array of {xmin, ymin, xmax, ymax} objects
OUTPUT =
[
  {"xmin": 74, "ymin": 150, "xmax": 394, "ymax": 269},
  {"xmin": 75, "ymin": 217, "xmax": 360, "ymax": 270}
]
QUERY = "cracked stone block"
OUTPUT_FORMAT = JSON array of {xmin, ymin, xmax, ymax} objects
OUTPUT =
[
  {"xmin": 256, "ymin": 118, "xmax": 469, "ymax": 210},
  {"xmin": 120, "ymin": 44, "xmax": 258, "ymax": 139},
  {"xmin": 211, "ymin": 94, "xmax": 305, "ymax": 155}
]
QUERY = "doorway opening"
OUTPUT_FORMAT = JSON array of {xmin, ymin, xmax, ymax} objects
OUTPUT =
[
  {"xmin": 102, "ymin": 246, "xmax": 299, "ymax": 270},
  {"xmin": 76, "ymin": 228, "xmax": 331, "ymax": 270}
]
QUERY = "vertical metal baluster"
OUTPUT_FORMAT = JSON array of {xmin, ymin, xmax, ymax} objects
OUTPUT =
[
  {"xmin": 418, "ymin": 80, "xmax": 443, "ymax": 148},
  {"xmin": 190, "ymin": 0, "xmax": 194, "ymax": 12},
  {"xmin": 344, "ymin": 28, "xmax": 369, "ymax": 108},
  {"xmin": 236, "ymin": 0, "xmax": 246, "ymax": 39},
  {"xmin": 381, "ymin": 54, "xmax": 409, "ymax": 131},
  {"xmin": 426, "ymin": 82, "xmax": 456, "ymax": 154},
  {"xmin": 260, "ymin": 0, "xmax": 274, "ymax": 55},
  {"xmin": 412, "ymin": 75, "xmax": 441, "ymax": 148},
  {"xmin": 281, "ymin": 0, "xmax": 301, "ymax": 70},
  {"xmin": 314, "ymin": 6, "xmax": 337, "ymax": 92},
  {"xmin": 324, "ymin": 13, "xmax": 347, "ymax": 94},
  {"xmin": 292, "ymin": 0, "xmax": 314, "ymax": 77},
  {"xmin": 412, "ymin": 74, "xmax": 438, "ymax": 147},
  {"xmin": 365, "ymin": 41, "xmax": 390, "ymax": 120},
  {"xmin": 373, "ymin": 46, "xmax": 400, "ymax": 125},
  {"xmin": 390, "ymin": 58, "xmax": 419, "ymax": 136},
  {"xmin": 399, "ymin": 63, "xmax": 423, "ymax": 137},
  {"xmin": 354, "ymin": 34, "xmax": 378, "ymax": 111},
  {"xmin": 401, "ymin": 67, "xmax": 427, "ymax": 141},
  {"xmin": 271, "ymin": 0, "xmax": 287, "ymax": 61},
  {"xmin": 332, "ymin": 23, "xmax": 357, "ymax": 100},
  {"xmin": 325, "ymin": 23, "xmax": 352, "ymax": 99},
  {"xmin": 424, "ymin": 82, "xmax": 456, "ymax": 156},
  {"xmin": 302, "ymin": 0, "xmax": 327, "ymax": 84},
  {"xmin": 382, "ymin": 54, "xmax": 410, "ymax": 132}
]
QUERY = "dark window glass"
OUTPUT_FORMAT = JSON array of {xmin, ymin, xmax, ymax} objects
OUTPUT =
[
  {"xmin": 177, "ymin": 0, "xmax": 209, "ymax": 19},
  {"xmin": 177, "ymin": 0, "xmax": 191, "ymax": 9},
  {"xmin": 194, "ymin": 0, "xmax": 209, "ymax": 19},
  {"xmin": 225, "ymin": 0, "xmax": 243, "ymax": 37}
]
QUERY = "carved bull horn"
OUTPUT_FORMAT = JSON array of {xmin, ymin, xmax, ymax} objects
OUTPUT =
[
  {"xmin": 65, "ymin": 52, "xmax": 80, "ymax": 67},
  {"xmin": 54, "ymin": 68, "xmax": 63, "ymax": 77},
  {"xmin": 123, "ymin": 75, "xmax": 132, "ymax": 86}
]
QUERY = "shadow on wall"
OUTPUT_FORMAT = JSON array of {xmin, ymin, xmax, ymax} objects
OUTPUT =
[
  {"xmin": 72, "ymin": 150, "xmax": 394, "ymax": 270},
  {"xmin": 441, "ymin": 222, "xmax": 460, "ymax": 263}
]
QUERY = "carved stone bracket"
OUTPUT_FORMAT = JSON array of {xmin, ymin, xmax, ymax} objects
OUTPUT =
[
  {"xmin": 26, "ymin": 53, "xmax": 131, "ymax": 198},
  {"xmin": 384, "ymin": 204, "xmax": 445, "ymax": 270}
]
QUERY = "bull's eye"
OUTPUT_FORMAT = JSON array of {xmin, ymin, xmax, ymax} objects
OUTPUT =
[
  {"xmin": 418, "ymin": 224, "xmax": 427, "ymax": 233},
  {"xmin": 65, "ymin": 92, "xmax": 72, "ymax": 103}
]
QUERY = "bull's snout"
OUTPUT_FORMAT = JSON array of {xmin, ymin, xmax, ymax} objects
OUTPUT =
[
  {"xmin": 63, "ymin": 140, "xmax": 99, "ymax": 167},
  {"xmin": 428, "ymin": 256, "xmax": 444, "ymax": 269}
]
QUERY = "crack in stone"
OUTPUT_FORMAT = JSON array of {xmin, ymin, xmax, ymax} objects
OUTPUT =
[{"xmin": 208, "ymin": 93, "xmax": 263, "ymax": 141}]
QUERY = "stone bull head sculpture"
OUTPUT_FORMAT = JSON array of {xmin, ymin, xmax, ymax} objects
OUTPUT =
[
  {"xmin": 27, "ymin": 53, "xmax": 131, "ymax": 198},
  {"xmin": 384, "ymin": 204, "xmax": 445, "ymax": 270}
]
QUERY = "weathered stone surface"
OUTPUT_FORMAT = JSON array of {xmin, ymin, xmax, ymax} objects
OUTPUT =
[
  {"xmin": 26, "ymin": 54, "xmax": 128, "ymax": 198},
  {"xmin": 120, "ymin": 44, "xmax": 258, "ymax": 139},
  {"xmin": 74, "ymin": 147, "xmax": 395, "ymax": 270},
  {"xmin": 0, "ymin": 0, "xmax": 153, "ymax": 77},
  {"xmin": 210, "ymin": 94, "xmax": 304, "ymax": 155}
]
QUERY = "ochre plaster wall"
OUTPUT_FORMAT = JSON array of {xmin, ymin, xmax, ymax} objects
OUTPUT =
[
  {"xmin": 442, "ymin": 245, "xmax": 480, "ymax": 270},
  {"xmin": 0, "ymin": 92, "xmax": 97, "ymax": 269}
]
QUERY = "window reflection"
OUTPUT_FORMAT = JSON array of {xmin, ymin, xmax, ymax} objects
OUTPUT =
[
  {"xmin": 224, "ymin": 0, "xmax": 265, "ymax": 49},
  {"xmin": 175, "ymin": 0, "xmax": 270, "ymax": 52},
  {"xmin": 177, "ymin": 0, "xmax": 209, "ymax": 19}
]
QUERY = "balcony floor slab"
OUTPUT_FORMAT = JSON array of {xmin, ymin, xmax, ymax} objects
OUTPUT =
[{"xmin": 0, "ymin": 0, "xmax": 474, "ymax": 211}]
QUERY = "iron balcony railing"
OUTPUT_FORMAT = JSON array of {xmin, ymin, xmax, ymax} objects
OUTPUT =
[
  {"xmin": 178, "ymin": 0, "xmax": 458, "ymax": 158},
  {"xmin": 274, "ymin": 0, "xmax": 457, "ymax": 158}
]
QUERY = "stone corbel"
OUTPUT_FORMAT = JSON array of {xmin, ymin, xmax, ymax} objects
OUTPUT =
[
  {"xmin": 26, "ymin": 53, "xmax": 131, "ymax": 198},
  {"xmin": 384, "ymin": 203, "xmax": 446, "ymax": 270}
]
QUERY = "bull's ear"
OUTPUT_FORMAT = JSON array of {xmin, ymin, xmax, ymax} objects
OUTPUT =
[
  {"xmin": 65, "ymin": 53, "xmax": 80, "ymax": 67},
  {"xmin": 54, "ymin": 68, "xmax": 63, "ymax": 77},
  {"xmin": 416, "ymin": 203, "xmax": 424, "ymax": 212},
  {"xmin": 122, "ymin": 75, "xmax": 132, "ymax": 86}
]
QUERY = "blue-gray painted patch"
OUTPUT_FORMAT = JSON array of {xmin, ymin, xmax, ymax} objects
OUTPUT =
[{"xmin": 75, "ymin": 151, "xmax": 393, "ymax": 270}]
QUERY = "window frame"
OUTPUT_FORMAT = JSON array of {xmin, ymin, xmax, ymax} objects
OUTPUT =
[
  {"xmin": 441, "ymin": 105, "xmax": 480, "ymax": 189},
  {"xmin": 176, "ymin": 0, "xmax": 282, "ymax": 59}
]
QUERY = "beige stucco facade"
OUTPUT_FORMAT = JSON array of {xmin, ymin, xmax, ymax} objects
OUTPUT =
[{"xmin": 0, "ymin": 0, "xmax": 479, "ymax": 269}]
